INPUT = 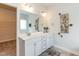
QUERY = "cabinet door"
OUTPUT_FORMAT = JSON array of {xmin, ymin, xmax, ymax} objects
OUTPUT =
[
  {"xmin": 47, "ymin": 34, "xmax": 53, "ymax": 48},
  {"xmin": 35, "ymin": 38, "xmax": 42, "ymax": 56},
  {"xmin": 25, "ymin": 40, "xmax": 35, "ymax": 56},
  {"xmin": 41, "ymin": 36, "xmax": 47, "ymax": 53}
]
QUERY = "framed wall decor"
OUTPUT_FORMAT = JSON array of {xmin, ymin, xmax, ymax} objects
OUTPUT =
[{"xmin": 60, "ymin": 13, "xmax": 69, "ymax": 33}]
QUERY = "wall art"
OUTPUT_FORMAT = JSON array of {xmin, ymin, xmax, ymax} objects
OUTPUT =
[{"xmin": 60, "ymin": 13, "xmax": 69, "ymax": 33}]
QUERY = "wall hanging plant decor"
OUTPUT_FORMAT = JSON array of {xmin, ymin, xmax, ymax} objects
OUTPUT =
[{"xmin": 34, "ymin": 17, "xmax": 39, "ymax": 32}]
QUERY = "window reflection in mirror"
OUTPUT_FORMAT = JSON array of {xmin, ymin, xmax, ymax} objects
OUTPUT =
[
  {"xmin": 20, "ymin": 19, "xmax": 27, "ymax": 31},
  {"xmin": 20, "ymin": 10, "xmax": 41, "ymax": 33},
  {"xmin": 20, "ymin": 12, "xmax": 28, "ymax": 32}
]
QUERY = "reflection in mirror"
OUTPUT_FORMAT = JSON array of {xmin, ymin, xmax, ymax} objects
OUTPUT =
[
  {"xmin": 20, "ymin": 12, "xmax": 28, "ymax": 32},
  {"xmin": 34, "ymin": 18, "xmax": 39, "ymax": 32},
  {"xmin": 19, "ymin": 10, "xmax": 41, "ymax": 33},
  {"xmin": 20, "ymin": 19, "xmax": 27, "ymax": 31}
]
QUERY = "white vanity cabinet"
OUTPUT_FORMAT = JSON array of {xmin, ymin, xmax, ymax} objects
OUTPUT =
[
  {"xmin": 18, "ymin": 33, "xmax": 53, "ymax": 56},
  {"xmin": 24, "ymin": 37, "xmax": 42, "ymax": 56},
  {"xmin": 19, "ymin": 34, "xmax": 42, "ymax": 56}
]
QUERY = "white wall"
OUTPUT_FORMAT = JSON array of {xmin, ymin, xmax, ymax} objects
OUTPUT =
[{"xmin": 51, "ymin": 3, "xmax": 79, "ymax": 50}]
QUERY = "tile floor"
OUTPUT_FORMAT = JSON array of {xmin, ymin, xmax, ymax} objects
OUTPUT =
[{"xmin": 40, "ymin": 46, "xmax": 78, "ymax": 56}]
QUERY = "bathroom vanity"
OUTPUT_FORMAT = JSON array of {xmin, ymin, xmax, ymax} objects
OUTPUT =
[
  {"xmin": 18, "ymin": 32, "xmax": 53, "ymax": 56},
  {"xmin": 17, "ymin": 9, "xmax": 53, "ymax": 56}
]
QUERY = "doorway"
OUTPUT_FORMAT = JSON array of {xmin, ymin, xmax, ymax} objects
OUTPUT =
[{"xmin": 0, "ymin": 3, "xmax": 16, "ymax": 56}]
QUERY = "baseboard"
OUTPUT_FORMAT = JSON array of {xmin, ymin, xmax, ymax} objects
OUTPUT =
[{"xmin": 54, "ymin": 45, "xmax": 79, "ymax": 56}]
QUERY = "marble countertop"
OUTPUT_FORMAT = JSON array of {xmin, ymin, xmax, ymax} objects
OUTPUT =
[{"xmin": 18, "ymin": 32, "xmax": 48, "ymax": 41}]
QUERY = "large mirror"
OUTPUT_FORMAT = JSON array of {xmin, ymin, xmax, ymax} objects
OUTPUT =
[{"xmin": 19, "ymin": 10, "xmax": 40, "ymax": 33}]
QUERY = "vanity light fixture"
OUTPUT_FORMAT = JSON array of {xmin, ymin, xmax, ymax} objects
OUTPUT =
[{"xmin": 22, "ymin": 3, "xmax": 34, "ymax": 12}]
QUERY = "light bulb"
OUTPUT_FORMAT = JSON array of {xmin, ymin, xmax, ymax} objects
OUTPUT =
[
  {"xmin": 22, "ymin": 4, "xmax": 34, "ymax": 12},
  {"xmin": 41, "ymin": 11, "xmax": 47, "ymax": 16}
]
